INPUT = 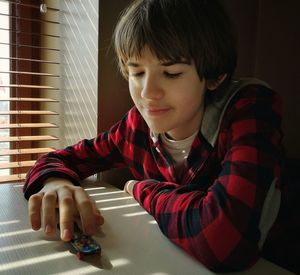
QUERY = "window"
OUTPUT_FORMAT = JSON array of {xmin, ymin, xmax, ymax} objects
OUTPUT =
[
  {"xmin": 0, "ymin": 1, "xmax": 10, "ymax": 179},
  {"xmin": 0, "ymin": 0, "xmax": 60, "ymax": 183}
]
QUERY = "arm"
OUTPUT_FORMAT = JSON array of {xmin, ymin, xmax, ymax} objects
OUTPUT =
[
  {"xmin": 24, "ymin": 112, "xmax": 132, "ymax": 239},
  {"xmin": 23, "ymin": 114, "xmax": 131, "ymax": 199},
  {"xmin": 132, "ymin": 87, "xmax": 283, "ymax": 272}
]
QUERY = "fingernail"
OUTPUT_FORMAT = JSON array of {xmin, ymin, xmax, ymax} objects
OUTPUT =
[
  {"xmin": 45, "ymin": 224, "xmax": 53, "ymax": 234},
  {"xmin": 32, "ymin": 222, "xmax": 40, "ymax": 231},
  {"xmin": 62, "ymin": 229, "xmax": 72, "ymax": 241}
]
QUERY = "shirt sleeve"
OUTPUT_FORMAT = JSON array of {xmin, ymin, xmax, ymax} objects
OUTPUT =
[
  {"xmin": 132, "ymin": 86, "xmax": 283, "ymax": 272},
  {"xmin": 23, "ymin": 113, "xmax": 130, "ymax": 199}
]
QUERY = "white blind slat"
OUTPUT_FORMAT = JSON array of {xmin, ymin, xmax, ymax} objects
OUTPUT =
[
  {"xmin": 0, "ymin": 147, "xmax": 55, "ymax": 156},
  {"xmin": 0, "ymin": 173, "xmax": 27, "ymax": 182},
  {"xmin": 0, "ymin": 160, "xmax": 36, "ymax": 169},
  {"xmin": 0, "ymin": 97, "xmax": 58, "ymax": 102},
  {"xmin": 0, "ymin": 110, "xmax": 58, "ymax": 115},
  {"xmin": 0, "ymin": 56, "xmax": 60, "ymax": 65},
  {"xmin": 0, "ymin": 135, "xmax": 58, "ymax": 142},
  {"xmin": 0, "ymin": 123, "xmax": 58, "ymax": 129},
  {"xmin": 0, "ymin": 70, "xmax": 60, "ymax": 77},
  {"xmin": 0, "ymin": 84, "xmax": 58, "ymax": 89}
]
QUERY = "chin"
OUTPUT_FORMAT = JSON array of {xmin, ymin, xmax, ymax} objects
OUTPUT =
[
  {"xmin": 146, "ymin": 123, "xmax": 168, "ymax": 134},
  {"xmin": 142, "ymin": 116, "xmax": 172, "ymax": 133}
]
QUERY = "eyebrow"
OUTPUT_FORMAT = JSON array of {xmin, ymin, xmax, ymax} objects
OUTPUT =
[
  {"xmin": 126, "ymin": 60, "xmax": 191, "ymax": 67},
  {"xmin": 127, "ymin": 62, "xmax": 140, "ymax": 67},
  {"xmin": 161, "ymin": 60, "xmax": 190, "ymax": 66}
]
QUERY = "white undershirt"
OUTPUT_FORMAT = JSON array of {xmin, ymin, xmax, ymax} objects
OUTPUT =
[{"xmin": 160, "ymin": 131, "xmax": 198, "ymax": 179}]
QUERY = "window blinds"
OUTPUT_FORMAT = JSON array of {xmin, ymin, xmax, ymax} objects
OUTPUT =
[{"xmin": 0, "ymin": 0, "xmax": 60, "ymax": 183}]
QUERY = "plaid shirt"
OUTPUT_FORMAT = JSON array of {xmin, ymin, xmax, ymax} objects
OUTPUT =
[{"xmin": 24, "ymin": 79, "xmax": 284, "ymax": 272}]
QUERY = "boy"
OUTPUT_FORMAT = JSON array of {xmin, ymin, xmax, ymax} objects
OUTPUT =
[{"xmin": 24, "ymin": 0, "xmax": 285, "ymax": 272}]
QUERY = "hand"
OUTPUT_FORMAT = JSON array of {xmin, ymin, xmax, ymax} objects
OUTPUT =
[
  {"xmin": 124, "ymin": 180, "xmax": 138, "ymax": 196},
  {"xmin": 28, "ymin": 177, "xmax": 104, "ymax": 241}
]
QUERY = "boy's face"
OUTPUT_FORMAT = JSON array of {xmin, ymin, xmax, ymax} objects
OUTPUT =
[{"xmin": 127, "ymin": 47, "xmax": 207, "ymax": 140}]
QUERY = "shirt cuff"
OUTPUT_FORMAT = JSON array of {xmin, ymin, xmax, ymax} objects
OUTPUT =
[{"xmin": 124, "ymin": 180, "xmax": 138, "ymax": 196}]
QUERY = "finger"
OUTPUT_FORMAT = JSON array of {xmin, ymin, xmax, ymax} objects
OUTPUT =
[
  {"xmin": 57, "ymin": 186, "xmax": 75, "ymax": 241},
  {"xmin": 92, "ymin": 203, "xmax": 104, "ymax": 227},
  {"xmin": 42, "ymin": 191, "xmax": 58, "ymax": 236},
  {"xmin": 73, "ymin": 187, "xmax": 97, "ymax": 235},
  {"xmin": 28, "ymin": 193, "xmax": 43, "ymax": 230}
]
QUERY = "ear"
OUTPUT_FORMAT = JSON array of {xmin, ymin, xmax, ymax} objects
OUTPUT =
[{"xmin": 206, "ymin": 74, "xmax": 227, "ymax": 90}]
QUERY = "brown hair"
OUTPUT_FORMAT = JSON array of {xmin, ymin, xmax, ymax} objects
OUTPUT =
[{"xmin": 114, "ymin": 0, "xmax": 237, "ymax": 85}]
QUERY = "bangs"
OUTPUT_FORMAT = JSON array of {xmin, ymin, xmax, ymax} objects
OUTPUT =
[{"xmin": 113, "ymin": 1, "xmax": 191, "ymax": 79}]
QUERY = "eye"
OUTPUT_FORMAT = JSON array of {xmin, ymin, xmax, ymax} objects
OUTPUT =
[
  {"xmin": 164, "ymin": 72, "xmax": 182, "ymax": 79},
  {"xmin": 130, "ymin": 71, "xmax": 144, "ymax": 77}
]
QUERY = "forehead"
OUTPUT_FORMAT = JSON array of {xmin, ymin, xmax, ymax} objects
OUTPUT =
[{"xmin": 126, "ymin": 47, "xmax": 190, "ymax": 66}]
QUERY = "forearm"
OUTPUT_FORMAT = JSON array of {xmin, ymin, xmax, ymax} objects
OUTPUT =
[
  {"xmin": 23, "ymin": 153, "xmax": 82, "ymax": 200},
  {"xmin": 132, "ymin": 179, "xmax": 260, "ymax": 272}
]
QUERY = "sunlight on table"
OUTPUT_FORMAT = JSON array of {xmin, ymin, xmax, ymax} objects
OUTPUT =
[{"xmin": 0, "ymin": 251, "xmax": 72, "ymax": 272}]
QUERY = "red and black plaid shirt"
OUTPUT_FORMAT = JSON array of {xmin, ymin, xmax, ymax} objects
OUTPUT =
[{"xmin": 24, "ymin": 81, "xmax": 284, "ymax": 272}]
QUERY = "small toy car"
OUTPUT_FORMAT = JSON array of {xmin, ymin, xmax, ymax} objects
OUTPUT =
[{"xmin": 58, "ymin": 223, "xmax": 102, "ymax": 260}]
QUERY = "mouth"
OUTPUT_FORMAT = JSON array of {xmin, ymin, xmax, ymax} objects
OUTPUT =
[{"xmin": 143, "ymin": 106, "xmax": 171, "ymax": 117}]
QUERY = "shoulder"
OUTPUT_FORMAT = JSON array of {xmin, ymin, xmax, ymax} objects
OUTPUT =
[
  {"xmin": 225, "ymin": 78, "xmax": 282, "ymax": 119},
  {"xmin": 231, "ymin": 77, "xmax": 279, "ymax": 101},
  {"xmin": 217, "ymin": 78, "xmax": 279, "ymax": 108},
  {"xmin": 201, "ymin": 78, "xmax": 282, "ymax": 146}
]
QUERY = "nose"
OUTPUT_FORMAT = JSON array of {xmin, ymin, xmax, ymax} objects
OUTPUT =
[{"xmin": 141, "ymin": 74, "xmax": 164, "ymax": 100}]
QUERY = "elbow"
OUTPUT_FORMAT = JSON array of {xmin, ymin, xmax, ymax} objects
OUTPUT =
[
  {"xmin": 172, "ymin": 226, "xmax": 260, "ymax": 272},
  {"xmin": 185, "ymin": 240, "xmax": 260, "ymax": 272}
]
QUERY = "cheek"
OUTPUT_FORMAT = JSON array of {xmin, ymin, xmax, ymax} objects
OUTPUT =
[
  {"xmin": 128, "ymin": 80, "xmax": 134, "ymax": 93},
  {"xmin": 129, "ymin": 81, "xmax": 138, "ymax": 100},
  {"xmin": 173, "ymin": 88, "xmax": 205, "ymax": 108}
]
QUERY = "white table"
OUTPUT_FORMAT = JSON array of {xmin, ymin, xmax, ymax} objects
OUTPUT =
[{"xmin": 0, "ymin": 180, "xmax": 295, "ymax": 275}]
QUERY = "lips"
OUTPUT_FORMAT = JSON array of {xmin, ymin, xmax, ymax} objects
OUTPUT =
[{"xmin": 143, "ymin": 106, "xmax": 171, "ymax": 117}]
